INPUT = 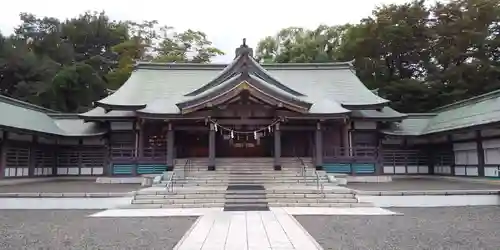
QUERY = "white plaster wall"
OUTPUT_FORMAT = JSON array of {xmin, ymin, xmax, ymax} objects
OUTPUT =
[{"xmin": 483, "ymin": 139, "xmax": 500, "ymax": 165}]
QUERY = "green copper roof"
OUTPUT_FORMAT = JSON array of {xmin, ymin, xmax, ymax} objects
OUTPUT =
[
  {"xmin": 423, "ymin": 89, "xmax": 500, "ymax": 134},
  {"xmin": 382, "ymin": 114, "xmax": 435, "ymax": 136},
  {"xmin": 90, "ymin": 59, "xmax": 388, "ymax": 117},
  {"xmin": 351, "ymin": 107, "xmax": 407, "ymax": 120},
  {"xmin": 0, "ymin": 95, "xmax": 105, "ymax": 137},
  {"xmin": 383, "ymin": 89, "xmax": 500, "ymax": 136}
]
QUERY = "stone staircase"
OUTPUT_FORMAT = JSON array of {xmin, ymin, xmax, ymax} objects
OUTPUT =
[{"xmin": 126, "ymin": 158, "xmax": 372, "ymax": 209}]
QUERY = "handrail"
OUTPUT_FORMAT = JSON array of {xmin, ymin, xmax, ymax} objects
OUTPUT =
[
  {"xmin": 183, "ymin": 158, "xmax": 191, "ymax": 179},
  {"xmin": 296, "ymin": 156, "xmax": 324, "ymax": 194},
  {"xmin": 165, "ymin": 172, "xmax": 176, "ymax": 192}
]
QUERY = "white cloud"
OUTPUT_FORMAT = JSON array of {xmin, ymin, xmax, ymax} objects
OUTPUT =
[{"xmin": 0, "ymin": 0, "xmax": 411, "ymax": 62}]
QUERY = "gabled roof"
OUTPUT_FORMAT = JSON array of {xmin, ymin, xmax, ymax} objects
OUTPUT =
[
  {"xmin": 173, "ymin": 73, "xmax": 313, "ymax": 114},
  {"xmin": 87, "ymin": 41, "xmax": 389, "ymax": 118},
  {"xmin": 0, "ymin": 95, "xmax": 105, "ymax": 137}
]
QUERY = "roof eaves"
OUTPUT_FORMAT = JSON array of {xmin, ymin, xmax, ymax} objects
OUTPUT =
[
  {"xmin": 94, "ymin": 102, "xmax": 146, "ymax": 112},
  {"xmin": 0, "ymin": 95, "xmax": 59, "ymax": 114},
  {"xmin": 431, "ymin": 88, "xmax": 500, "ymax": 112}
]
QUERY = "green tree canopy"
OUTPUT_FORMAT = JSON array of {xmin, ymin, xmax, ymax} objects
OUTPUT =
[
  {"xmin": 256, "ymin": 0, "xmax": 500, "ymax": 112},
  {"xmin": 0, "ymin": 12, "xmax": 224, "ymax": 112}
]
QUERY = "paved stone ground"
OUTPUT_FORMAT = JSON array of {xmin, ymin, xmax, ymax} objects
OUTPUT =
[
  {"xmin": 347, "ymin": 177, "xmax": 500, "ymax": 191},
  {"xmin": 0, "ymin": 179, "xmax": 141, "ymax": 193},
  {"xmin": 0, "ymin": 210, "xmax": 197, "ymax": 250},
  {"xmin": 296, "ymin": 206, "xmax": 500, "ymax": 250}
]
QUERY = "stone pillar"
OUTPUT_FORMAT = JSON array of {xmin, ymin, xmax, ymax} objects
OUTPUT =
[
  {"xmin": 315, "ymin": 122, "xmax": 323, "ymax": 170},
  {"xmin": 274, "ymin": 123, "xmax": 281, "ymax": 170},
  {"xmin": 476, "ymin": 130, "xmax": 485, "ymax": 177},
  {"xmin": 208, "ymin": 123, "xmax": 216, "ymax": 171},
  {"xmin": 167, "ymin": 123, "xmax": 175, "ymax": 171}
]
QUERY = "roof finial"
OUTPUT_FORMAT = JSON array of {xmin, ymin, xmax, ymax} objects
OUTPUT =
[{"xmin": 235, "ymin": 38, "xmax": 253, "ymax": 58}]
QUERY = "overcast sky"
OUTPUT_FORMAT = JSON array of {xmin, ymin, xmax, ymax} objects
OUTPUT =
[{"xmin": 0, "ymin": 0, "xmax": 410, "ymax": 62}]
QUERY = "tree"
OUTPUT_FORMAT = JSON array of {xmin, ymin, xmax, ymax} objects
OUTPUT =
[
  {"xmin": 0, "ymin": 12, "xmax": 224, "ymax": 112},
  {"xmin": 256, "ymin": 0, "xmax": 500, "ymax": 112},
  {"xmin": 154, "ymin": 28, "xmax": 224, "ymax": 63}
]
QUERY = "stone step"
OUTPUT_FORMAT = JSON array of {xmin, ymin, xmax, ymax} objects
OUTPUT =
[
  {"xmin": 163, "ymin": 183, "xmax": 327, "ymax": 187},
  {"xmin": 135, "ymin": 189, "xmax": 353, "ymax": 196},
  {"xmin": 132, "ymin": 198, "xmax": 358, "ymax": 205},
  {"xmin": 120, "ymin": 202, "xmax": 370, "ymax": 209},
  {"xmin": 163, "ymin": 179, "xmax": 327, "ymax": 184},
  {"xmin": 134, "ymin": 193, "xmax": 354, "ymax": 200},
  {"xmin": 267, "ymin": 202, "xmax": 373, "ymax": 208}
]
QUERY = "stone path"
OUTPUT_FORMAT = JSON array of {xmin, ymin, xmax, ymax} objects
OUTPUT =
[
  {"xmin": 174, "ymin": 210, "xmax": 321, "ymax": 250},
  {"xmin": 91, "ymin": 207, "xmax": 397, "ymax": 250}
]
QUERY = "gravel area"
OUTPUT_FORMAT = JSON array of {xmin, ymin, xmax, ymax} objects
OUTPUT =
[
  {"xmin": 296, "ymin": 206, "xmax": 500, "ymax": 250},
  {"xmin": 347, "ymin": 177, "xmax": 500, "ymax": 191},
  {"xmin": 0, "ymin": 210, "xmax": 197, "ymax": 250},
  {"xmin": 0, "ymin": 179, "xmax": 141, "ymax": 193}
]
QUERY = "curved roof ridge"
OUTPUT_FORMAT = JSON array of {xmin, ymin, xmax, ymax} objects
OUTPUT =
[{"xmin": 183, "ymin": 53, "xmax": 307, "ymax": 97}]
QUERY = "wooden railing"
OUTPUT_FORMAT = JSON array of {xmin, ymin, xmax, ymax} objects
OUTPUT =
[
  {"xmin": 323, "ymin": 146, "xmax": 378, "ymax": 159},
  {"xmin": 110, "ymin": 147, "xmax": 167, "ymax": 163}
]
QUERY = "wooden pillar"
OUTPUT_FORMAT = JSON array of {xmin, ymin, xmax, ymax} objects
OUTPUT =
[
  {"xmin": 476, "ymin": 130, "xmax": 485, "ymax": 177},
  {"xmin": 375, "ymin": 123, "xmax": 382, "ymax": 175},
  {"xmin": 427, "ymin": 143, "xmax": 436, "ymax": 175},
  {"xmin": 447, "ymin": 134, "xmax": 455, "ymax": 176},
  {"xmin": 104, "ymin": 134, "xmax": 112, "ymax": 177},
  {"xmin": 53, "ymin": 139, "xmax": 59, "ymax": 177},
  {"xmin": 208, "ymin": 123, "xmax": 216, "ymax": 171},
  {"xmin": 132, "ymin": 121, "xmax": 139, "ymax": 176},
  {"xmin": 167, "ymin": 123, "xmax": 175, "ymax": 171},
  {"xmin": 0, "ymin": 131, "xmax": 7, "ymax": 179},
  {"xmin": 28, "ymin": 135, "xmax": 38, "ymax": 178},
  {"xmin": 315, "ymin": 122, "xmax": 323, "ymax": 170},
  {"xmin": 342, "ymin": 123, "xmax": 350, "ymax": 156},
  {"xmin": 274, "ymin": 123, "xmax": 281, "ymax": 170}
]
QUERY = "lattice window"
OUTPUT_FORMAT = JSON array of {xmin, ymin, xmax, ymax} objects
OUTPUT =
[
  {"xmin": 35, "ymin": 148, "xmax": 55, "ymax": 168},
  {"xmin": 435, "ymin": 151, "xmax": 454, "ymax": 165},
  {"xmin": 80, "ymin": 146, "xmax": 106, "ymax": 167},
  {"xmin": 142, "ymin": 124, "xmax": 167, "ymax": 159},
  {"xmin": 110, "ymin": 131, "xmax": 135, "ymax": 159},
  {"xmin": 57, "ymin": 149, "xmax": 79, "ymax": 168},
  {"xmin": 383, "ymin": 150, "xmax": 428, "ymax": 166},
  {"xmin": 352, "ymin": 132, "xmax": 377, "ymax": 147},
  {"xmin": 5, "ymin": 146, "xmax": 30, "ymax": 168}
]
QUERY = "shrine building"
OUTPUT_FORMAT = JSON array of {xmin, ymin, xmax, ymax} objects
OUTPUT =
[{"xmin": 0, "ymin": 41, "xmax": 500, "ymax": 178}]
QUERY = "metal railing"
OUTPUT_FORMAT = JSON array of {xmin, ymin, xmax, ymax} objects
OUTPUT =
[
  {"xmin": 183, "ymin": 158, "xmax": 191, "ymax": 179},
  {"xmin": 165, "ymin": 172, "xmax": 176, "ymax": 192},
  {"xmin": 296, "ymin": 156, "xmax": 324, "ymax": 194}
]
